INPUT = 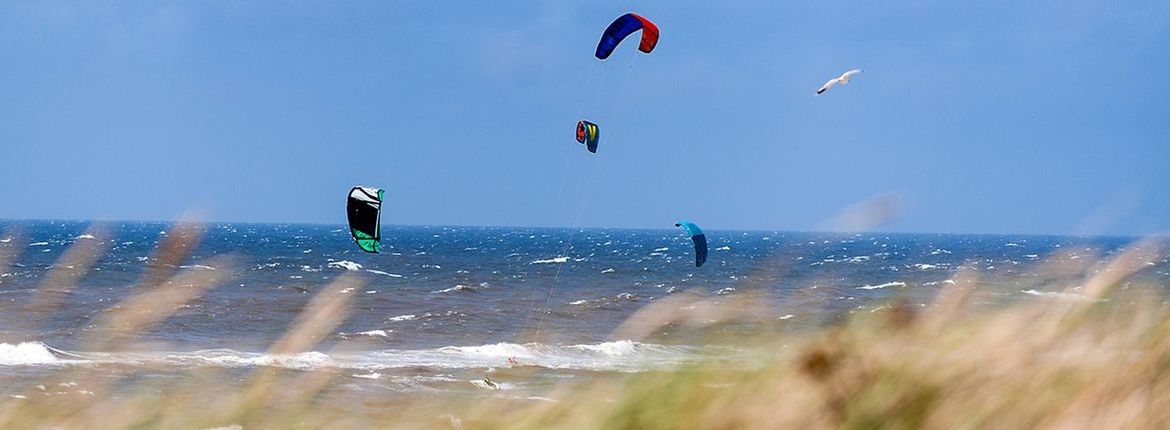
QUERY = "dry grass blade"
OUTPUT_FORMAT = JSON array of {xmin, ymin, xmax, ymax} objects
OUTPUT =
[
  {"xmin": 137, "ymin": 221, "xmax": 206, "ymax": 290},
  {"xmin": 25, "ymin": 226, "xmax": 111, "ymax": 319},
  {"xmin": 920, "ymin": 264, "xmax": 980, "ymax": 333},
  {"xmin": 88, "ymin": 256, "xmax": 232, "ymax": 351},
  {"xmin": 269, "ymin": 274, "xmax": 360, "ymax": 355},
  {"xmin": 235, "ymin": 274, "xmax": 361, "ymax": 424},
  {"xmin": 1081, "ymin": 238, "xmax": 1164, "ymax": 301}
]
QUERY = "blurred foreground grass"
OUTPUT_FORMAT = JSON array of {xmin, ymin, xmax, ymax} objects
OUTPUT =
[{"xmin": 0, "ymin": 224, "xmax": 1167, "ymax": 429}]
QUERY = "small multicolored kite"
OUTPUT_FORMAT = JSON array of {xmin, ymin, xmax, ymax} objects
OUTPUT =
[{"xmin": 576, "ymin": 120, "xmax": 600, "ymax": 153}]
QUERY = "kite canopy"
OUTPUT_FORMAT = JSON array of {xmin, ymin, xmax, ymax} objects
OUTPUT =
[
  {"xmin": 576, "ymin": 120, "xmax": 600, "ymax": 153},
  {"xmin": 347, "ymin": 186, "xmax": 383, "ymax": 253},
  {"xmin": 675, "ymin": 221, "xmax": 708, "ymax": 267},
  {"xmin": 595, "ymin": 13, "xmax": 659, "ymax": 60}
]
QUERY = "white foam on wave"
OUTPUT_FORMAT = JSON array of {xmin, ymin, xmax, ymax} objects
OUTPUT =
[
  {"xmin": 175, "ymin": 350, "xmax": 334, "ymax": 370},
  {"xmin": 2, "ymin": 341, "xmax": 720, "ymax": 373},
  {"xmin": 74, "ymin": 234, "xmax": 96, "ymax": 240},
  {"xmin": 715, "ymin": 246, "xmax": 732, "ymax": 251},
  {"xmin": 1021, "ymin": 289, "xmax": 1091, "ymax": 301},
  {"xmin": 432, "ymin": 285, "xmax": 474, "ymax": 294},
  {"xmin": 858, "ymin": 281, "xmax": 906, "ymax": 290},
  {"xmin": 471, "ymin": 379, "xmax": 513, "ymax": 390},
  {"xmin": 352, "ymin": 372, "xmax": 381, "ymax": 379},
  {"xmin": 29, "ymin": 242, "xmax": 49, "ymax": 247},
  {"xmin": 418, "ymin": 340, "xmax": 698, "ymax": 371},
  {"xmin": 0, "ymin": 342, "xmax": 62, "ymax": 365},
  {"xmin": 531, "ymin": 256, "xmax": 569, "ymax": 264},
  {"xmin": 600, "ymin": 268, "xmax": 615, "ymax": 274},
  {"xmin": 442, "ymin": 342, "xmax": 535, "ymax": 358},
  {"xmin": 388, "ymin": 314, "xmax": 417, "ymax": 322},
  {"xmin": 570, "ymin": 340, "xmax": 638, "ymax": 356},
  {"xmin": 179, "ymin": 264, "xmax": 217, "ymax": 271},
  {"xmin": 328, "ymin": 260, "xmax": 363, "ymax": 271},
  {"xmin": 653, "ymin": 247, "xmax": 669, "ymax": 252},
  {"xmin": 914, "ymin": 263, "xmax": 938, "ymax": 270},
  {"xmin": 568, "ymin": 299, "xmax": 589, "ymax": 305},
  {"xmin": 339, "ymin": 329, "xmax": 392, "ymax": 339},
  {"xmin": 366, "ymin": 270, "xmax": 404, "ymax": 278}
]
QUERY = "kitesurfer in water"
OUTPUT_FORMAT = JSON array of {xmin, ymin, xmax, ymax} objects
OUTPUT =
[{"xmin": 482, "ymin": 376, "xmax": 499, "ymax": 390}]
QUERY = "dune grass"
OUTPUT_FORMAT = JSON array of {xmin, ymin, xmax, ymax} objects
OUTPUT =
[{"xmin": 0, "ymin": 224, "xmax": 1167, "ymax": 429}]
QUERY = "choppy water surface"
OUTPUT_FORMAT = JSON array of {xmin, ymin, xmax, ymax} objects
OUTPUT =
[{"xmin": 0, "ymin": 221, "xmax": 1166, "ymax": 397}]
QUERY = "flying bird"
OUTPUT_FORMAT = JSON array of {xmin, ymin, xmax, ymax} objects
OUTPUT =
[{"xmin": 816, "ymin": 69, "xmax": 862, "ymax": 95}]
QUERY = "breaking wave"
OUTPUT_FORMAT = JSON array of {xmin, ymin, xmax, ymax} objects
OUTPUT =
[
  {"xmin": 0, "ymin": 341, "xmax": 718, "ymax": 373},
  {"xmin": 531, "ymin": 256, "xmax": 569, "ymax": 264}
]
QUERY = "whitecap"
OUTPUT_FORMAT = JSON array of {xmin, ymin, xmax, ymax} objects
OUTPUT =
[
  {"xmin": 29, "ymin": 242, "xmax": 49, "ymax": 247},
  {"xmin": 328, "ymin": 260, "xmax": 363, "ymax": 271},
  {"xmin": 1021, "ymin": 289, "xmax": 1091, "ymax": 301},
  {"xmin": 858, "ymin": 281, "xmax": 906, "ymax": 290},
  {"xmin": 352, "ymin": 372, "xmax": 381, "ymax": 379},
  {"xmin": 531, "ymin": 256, "xmax": 569, "ymax": 264},
  {"xmin": 179, "ymin": 264, "xmax": 216, "ymax": 271},
  {"xmin": 432, "ymin": 285, "xmax": 475, "ymax": 294},
  {"xmin": 600, "ymin": 268, "xmax": 615, "ymax": 274},
  {"xmin": 388, "ymin": 314, "xmax": 417, "ymax": 322},
  {"xmin": 570, "ymin": 340, "xmax": 638, "ymax": 356},
  {"xmin": 0, "ymin": 342, "xmax": 60, "ymax": 365},
  {"xmin": 715, "ymin": 246, "xmax": 731, "ymax": 251},
  {"xmin": 74, "ymin": 234, "xmax": 95, "ymax": 240},
  {"xmin": 366, "ymin": 270, "xmax": 404, "ymax": 278}
]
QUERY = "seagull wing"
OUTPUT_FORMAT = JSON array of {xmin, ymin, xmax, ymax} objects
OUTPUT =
[
  {"xmin": 839, "ymin": 69, "xmax": 862, "ymax": 83},
  {"xmin": 816, "ymin": 78, "xmax": 838, "ymax": 95}
]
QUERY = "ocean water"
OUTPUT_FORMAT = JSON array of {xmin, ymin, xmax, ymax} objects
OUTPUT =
[{"xmin": 0, "ymin": 221, "xmax": 1167, "ymax": 398}]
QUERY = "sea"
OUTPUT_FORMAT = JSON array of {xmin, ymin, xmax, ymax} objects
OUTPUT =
[{"xmin": 0, "ymin": 221, "xmax": 1167, "ymax": 399}]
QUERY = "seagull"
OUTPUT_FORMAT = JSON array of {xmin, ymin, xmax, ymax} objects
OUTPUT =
[{"xmin": 816, "ymin": 69, "xmax": 862, "ymax": 95}]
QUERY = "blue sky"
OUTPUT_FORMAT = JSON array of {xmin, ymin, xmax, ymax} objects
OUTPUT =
[{"xmin": 1, "ymin": 1, "xmax": 1168, "ymax": 235}]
